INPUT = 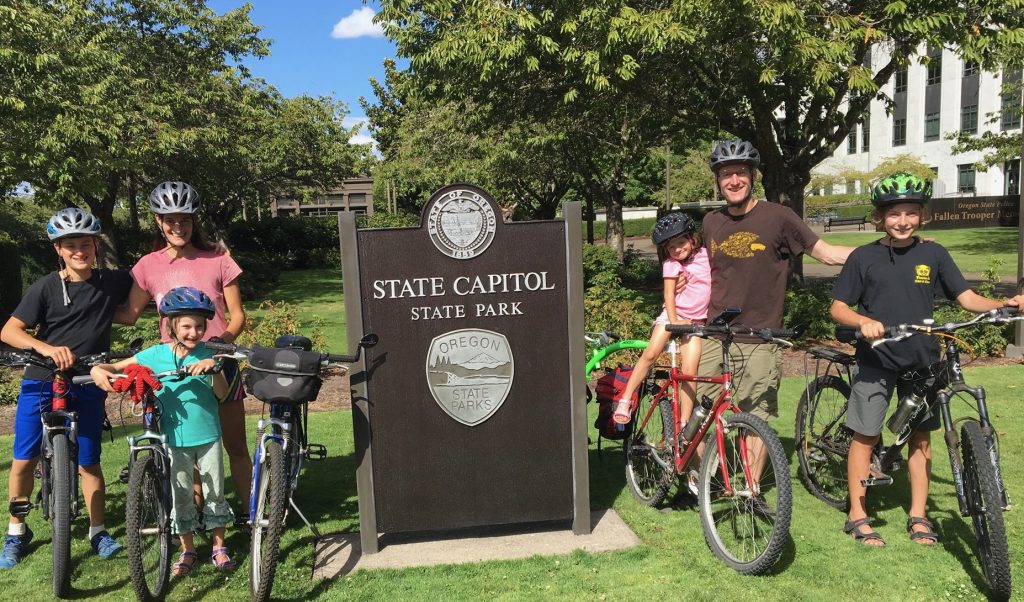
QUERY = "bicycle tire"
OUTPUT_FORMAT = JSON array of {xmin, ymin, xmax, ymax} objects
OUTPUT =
[
  {"xmin": 698, "ymin": 412, "xmax": 791, "ymax": 575},
  {"xmin": 795, "ymin": 375, "xmax": 852, "ymax": 509},
  {"xmin": 961, "ymin": 420, "xmax": 1012, "ymax": 600},
  {"xmin": 624, "ymin": 374, "xmax": 674, "ymax": 507},
  {"xmin": 250, "ymin": 439, "xmax": 287, "ymax": 602},
  {"xmin": 50, "ymin": 433, "xmax": 73, "ymax": 598},
  {"xmin": 126, "ymin": 455, "xmax": 171, "ymax": 602}
]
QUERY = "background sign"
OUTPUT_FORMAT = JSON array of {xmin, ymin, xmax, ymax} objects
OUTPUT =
[
  {"xmin": 341, "ymin": 184, "xmax": 588, "ymax": 547},
  {"xmin": 927, "ymin": 195, "xmax": 1019, "ymax": 229}
]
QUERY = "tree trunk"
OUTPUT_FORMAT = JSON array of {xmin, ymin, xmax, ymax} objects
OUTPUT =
[
  {"xmin": 84, "ymin": 177, "xmax": 121, "ymax": 270},
  {"xmin": 127, "ymin": 174, "xmax": 138, "ymax": 228},
  {"xmin": 604, "ymin": 186, "xmax": 626, "ymax": 262},
  {"xmin": 760, "ymin": 166, "xmax": 812, "ymax": 282},
  {"xmin": 584, "ymin": 195, "xmax": 594, "ymax": 244}
]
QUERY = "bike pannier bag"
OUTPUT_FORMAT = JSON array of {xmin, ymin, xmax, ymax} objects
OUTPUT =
[{"xmin": 244, "ymin": 345, "xmax": 323, "ymax": 404}]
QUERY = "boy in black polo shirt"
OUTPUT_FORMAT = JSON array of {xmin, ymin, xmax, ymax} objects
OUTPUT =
[{"xmin": 831, "ymin": 173, "xmax": 1024, "ymax": 547}]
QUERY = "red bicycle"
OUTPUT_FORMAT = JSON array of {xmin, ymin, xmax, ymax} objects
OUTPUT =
[{"xmin": 624, "ymin": 309, "xmax": 794, "ymax": 575}]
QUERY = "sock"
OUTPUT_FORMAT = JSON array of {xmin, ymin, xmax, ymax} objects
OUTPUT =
[
  {"xmin": 88, "ymin": 525, "xmax": 106, "ymax": 540},
  {"xmin": 7, "ymin": 523, "xmax": 26, "ymax": 537}
]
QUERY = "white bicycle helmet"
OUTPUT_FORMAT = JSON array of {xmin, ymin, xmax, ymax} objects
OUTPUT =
[
  {"xmin": 149, "ymin": 181, "xmax": 200, "ymax": 215},
  {"xmin": 46, "ymin": 207, "xmax": 102, "ymax": 241}
]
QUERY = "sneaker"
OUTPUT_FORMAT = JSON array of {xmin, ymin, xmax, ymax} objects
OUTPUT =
[
  {"xmin": 90, "ymin": 531, "xmax": 123, "ymax": 559},
  {"xmin": 686, "ymin": 469, "xmax": 699, "ymax": 496},
  {"xmin": 0, "ymin": 527, "xmax": 33, "ymax": 568}
]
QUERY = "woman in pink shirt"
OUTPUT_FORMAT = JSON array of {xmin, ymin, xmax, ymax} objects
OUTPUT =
[
  {"xmin": 118, "ymin": 181, "xmax": 252, "ymax": 512},
  {"xmin": 612, "ymin": 213, "xmax": 711, "ymax": 432}
]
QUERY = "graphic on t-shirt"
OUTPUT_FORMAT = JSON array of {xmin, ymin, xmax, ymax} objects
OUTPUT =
[
  {"xmin": 915, "ymin": 264, "xmax": 931, "ymax": 284},
  {"xmin": 710, "ymin": 232, "xmax": 767, "ymax": 259}
]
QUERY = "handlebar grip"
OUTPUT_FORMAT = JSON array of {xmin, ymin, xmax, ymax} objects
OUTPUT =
[
  {"xmin": 325, "ymin": 353, "xmax": 359, "ymax": 363},
  {"xmin": 770, "ymin": 328, "xmax": 797, "ymax": 339},
  {"xmin": 106, "ymin": 349, "xmax": 136, "ymax": 361},
  {"xmin": 836, "ymin": 325, "xmax": 903, "ymax": 343},
  {"xmin": 664, "ymin": 324, "xmax": 701, "ymax": 335},
  {"xmin": 205, "ymin": 341, "xmax": 239, "ymax": 354},
  {"xmin": 71, "ymin": 375, "xmax": 96, "ymax": 386}
]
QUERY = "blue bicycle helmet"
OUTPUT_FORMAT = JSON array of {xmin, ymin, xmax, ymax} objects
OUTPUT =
[
  {"xmin": 652, "ymin": 212, "xmax": 697, "ymax": 246},
  {"xmin": 159, "ymin": 286, "xmax": 215, "ymax": 319}
]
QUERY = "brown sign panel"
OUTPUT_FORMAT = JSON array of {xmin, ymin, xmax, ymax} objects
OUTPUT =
[
  {"xmin": 352, "ymin": 184, "xmax": 578, "ymax": 534},
  {"xmin": 927, "ymin": 195, "xmax": 1019, "ymax": 230}
]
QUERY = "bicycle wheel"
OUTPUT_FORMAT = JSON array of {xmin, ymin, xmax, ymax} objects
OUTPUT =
[
  {"xmin": 795, "ymin": 375, "xmax": 851, "ymax": 509},
  {"xmin": 961, "ymin": 420, "xmax": 1012, "ymax": 601},
  {"xmin": 250, "ymin": 439, "xmax": 287, "ymax": 602},
  {"xmin": 126, "ymin": 455, "xmax": 171, "ymax": 602},
  {"xmin": 623, "ymin": 375, "xmax": 674, "ymax": 507},
  {"xmin": 698, "ymin": 412, "xmax": 791, "ymax": 575},
  {"xmin": 50, "ymin": 433, "xmax": 73, "ymax": 598}
]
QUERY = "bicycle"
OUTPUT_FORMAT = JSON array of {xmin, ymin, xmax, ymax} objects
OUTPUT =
[
  {"xmin": 624, "ymin": 308, "xmax": 794, "ymax": 575},
  {"xmin": 0, "ymin": 346, "xmax": 134, "ymax": 598},
  {"xmin": 206, "ymin": 333, "xmax": 376, "ymax": 602},
  {"xmin": 105, "ymin": 363, "xmax": 218, "ymax": 602},
  {"xmin": 795, "ymin": 308, "xmax": 1021, "ymax": 600}
]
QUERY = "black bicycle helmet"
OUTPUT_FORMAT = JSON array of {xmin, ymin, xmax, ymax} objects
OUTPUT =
[
  {"xmin": 46, "ymin": 207, "xmax": 102, "ymax": 241},
  {"xmin": 870, "ymin": 172, "xmax": 931, "ymax": 209},
  {"xmin": 159, "ymin": 286, "xmax": 215, "ymax": 319},
  {"xmin": 709, "ymin": 139, "xmax": 761, "ymax": 172},
  {"xmin": 149, "ymin": 181, "xmax": 200, "ymax": 215},
  {"xmin": 652, "ymin": 212, "xmax": 697, "ymax": 246}
]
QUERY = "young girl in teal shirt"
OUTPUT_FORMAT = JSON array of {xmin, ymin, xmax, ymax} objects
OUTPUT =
[{"xmin": 92, "ymin": 286, "xmax": 236, "ymax": 576}]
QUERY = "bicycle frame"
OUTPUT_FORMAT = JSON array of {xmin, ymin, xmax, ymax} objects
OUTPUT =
[
  {"xmin": 633, "ymin": 337, "xmax": 753, "ymax": 497},
  {"xmin": 584, "ymin": 337, "xmax": 648, "ymax": 380}
]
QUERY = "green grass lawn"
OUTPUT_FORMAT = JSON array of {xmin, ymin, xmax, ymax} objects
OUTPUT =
[
  {"xmin": 810, "ymin": 227, "xmax": 1018, "ymax": 275},
  {"xmin": 1, "ymin": 365, "xmax": 1021, "ymax": 601},
  {"xmin": 245, "ymin": 268, "xmax": 348, "ymax": 354}
]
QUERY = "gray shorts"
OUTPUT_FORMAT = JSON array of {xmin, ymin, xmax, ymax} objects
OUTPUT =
[
  {"xmin": 845, "ymin": 362, "xmax": 941, "ymax": 437},
  {"xmin": 695, "ymin": 338, "xmax": 782, "ymax": 420}
]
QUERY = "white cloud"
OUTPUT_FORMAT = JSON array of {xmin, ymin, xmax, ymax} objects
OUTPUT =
[
  {"xmin": 343, "ymin": 115, "xmax": 369, "ymax": 129},
  {"xmin": 331, "ymin": 7, "xmax": 383, "ymax": 39},
  {"xmin": 349, "ymin": 133, "xmax": 374, "ymax": 146}
]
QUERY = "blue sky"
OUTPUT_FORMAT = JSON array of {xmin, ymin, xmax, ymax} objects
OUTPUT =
[{"xmin": 208, "ymin": 1, "xmax": 400, "ymax": 145}]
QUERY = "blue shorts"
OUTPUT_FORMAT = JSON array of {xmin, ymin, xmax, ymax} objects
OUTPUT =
[{"xmin": 13, "ymin": 379, "xmax": 108, "ymax": 466}]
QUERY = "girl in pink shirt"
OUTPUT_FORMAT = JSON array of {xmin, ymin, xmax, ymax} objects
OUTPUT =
[
  {"xmin": 613, "ymin": 214, "xmax": 710, "ymax": 431},
  {"xmin": 116, "ymin": 182, "xmax": 252, "ymax": 511}
]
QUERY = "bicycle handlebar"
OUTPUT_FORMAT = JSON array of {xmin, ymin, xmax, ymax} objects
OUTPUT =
[
  {"xmin": 665, "ymin": 323, "xmax": 797, "ymax": 346},
  {"xmin": 584, "ymin": 330, "xmax": 621, "ymax": 347},
  {"xmin": 205, "ymin": 333, "xmax": 378, "ymax": 367},
  {"xmin": 0, "ymin": 347, "xmax": 137, "ymax": 373},
  {"xmin": 837, "ymin": 307, "xmax": 1022, "ymax": 347}
]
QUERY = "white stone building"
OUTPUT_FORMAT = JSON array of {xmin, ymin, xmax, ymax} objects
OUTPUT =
[{"xmin": 814, "ymin": 45, "xmax": 1021, "ymax": 198}]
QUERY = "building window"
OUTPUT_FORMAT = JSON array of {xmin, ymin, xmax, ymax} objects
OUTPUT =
[
  {"xmin": 958, "ymin": 164, "xmax": 976, "ymax": 194},
  {"xmin": 927, "ymin": 59, "xmax": 942, "ymax": 85},
  {"xmin": 348, "ymin": 193, "xmax": 367, "ymax": 206},
  {"xmin": 963, "ymin": 61, "xmax": 979, "ymax": 77},
  {"xmin": 845, "ymin": 181, "xmax": 856, "ymax": 194},
  {"xmin": 894, "ymin": 68, "xmax": 908, "ymax": 93},
  {"xmin": 1007, "ymin": 159, "xmax": 1021, "ymax": 195},
  {"xmin": 893, "ymin": 118, "xmax": 907, "ymax": 146},
  {"xmin": 961, "ymin": 104, "xmax": 978, "ymax": 133},
  {"xmin": 861, "ymin": 115, "xmax": 870, "ymax": 152},
  {"xmin": 924, "ymin": 112, "xmax": 940, "ymax": 141},
  {"xmin": 1002, "ymin": 91, "xmax": 1022, "ymax": 130},
  {"xmin": 848, "ymin": 128, "xmax": 857, "ymax": 154}
]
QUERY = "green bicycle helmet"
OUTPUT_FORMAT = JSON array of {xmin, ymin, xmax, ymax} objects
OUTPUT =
[{"xmin": 871, "ymin": 172, "xmax": 931, "ymax": 209}]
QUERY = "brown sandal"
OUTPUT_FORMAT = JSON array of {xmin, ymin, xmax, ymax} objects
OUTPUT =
[{"xmin": 907, "ymin": 516, "xmax": 938, "ymax": 545}]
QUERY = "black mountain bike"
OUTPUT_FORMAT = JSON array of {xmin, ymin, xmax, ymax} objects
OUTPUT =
[
  {"xmin": 795, "ymin": 308, "xmax": 1021, "ymax": 601},
  {"xmin": 0, "ymin": 347, "xmax": 134, "ymax": 598}
]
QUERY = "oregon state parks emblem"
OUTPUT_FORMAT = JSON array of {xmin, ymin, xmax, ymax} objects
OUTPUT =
[
  {"xmin": 426, "ymin": 328, "xmax": 514, "ymax": 426},
  {"xmin": 426, "ymin": 186, "xmax": 497, "ymax": 259}
]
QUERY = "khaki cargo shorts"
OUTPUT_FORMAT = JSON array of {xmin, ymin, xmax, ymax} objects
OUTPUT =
[{"xmin": 695, "ymin": 338, "xmax": 782, "ymax": 420}]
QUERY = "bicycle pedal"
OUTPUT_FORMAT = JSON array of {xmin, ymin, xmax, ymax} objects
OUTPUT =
[
  {"xmin": 305, "ymin": 444, "xmax": 327, "ymax": 461},
  {"xmin": 8, "ymin": 497, "xmax": 34, "ymax": 519},
  {"xmin": 860, "ymin": 475, "xmax": 894, "ymax": 487},
  {"xmin": 118, "ymin": 465, "xmax": 130, "ymax": 484}
]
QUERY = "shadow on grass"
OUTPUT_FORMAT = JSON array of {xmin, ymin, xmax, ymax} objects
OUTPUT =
[{"xmin": 934, "ymin": 506, "xmax": 993, "ymax": 596}]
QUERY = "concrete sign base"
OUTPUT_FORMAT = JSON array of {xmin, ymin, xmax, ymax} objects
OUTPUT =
[{"xmin": 312, "ymin": 509, "xmax": 639, "ymax": 579}]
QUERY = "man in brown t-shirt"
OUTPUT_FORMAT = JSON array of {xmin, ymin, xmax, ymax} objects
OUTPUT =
[{"xmin": 698, "ymin": 140, "xmax": 851, "ymax": 423}]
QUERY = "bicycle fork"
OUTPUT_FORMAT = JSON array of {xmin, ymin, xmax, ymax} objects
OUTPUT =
[{"xmin": 38, "ymin": 412, "xmax": 80, "ymax": 521}]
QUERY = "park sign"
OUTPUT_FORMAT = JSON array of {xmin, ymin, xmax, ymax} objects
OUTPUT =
[
  {"xmin": 339, "ymin": 184, "xmax": 590, "ymax": 554},
  {"xmin": 926, "ymin": 195, "xmax": 1019, "ymax": 230}
]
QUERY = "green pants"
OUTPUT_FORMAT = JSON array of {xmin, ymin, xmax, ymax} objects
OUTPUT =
[{"xmin": 695, "ymin": 338, "xmax": 782, "ymax": 420}]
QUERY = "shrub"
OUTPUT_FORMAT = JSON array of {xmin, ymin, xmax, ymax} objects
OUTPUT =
[
  {"xmin": 229, "ymin": 216, "xmax": 339, "ymax": 269},
  {"xmin": 933, "ymin": 259, "xmax": 1011, "ymax": 357},
  {"xmin": 582, "ymin": 244, "xmax": 659, "ymax": 340},
  {"xmin": 237, "ymin": 300, "xmax": 327, "ymax": 351},
  {"xmin": 358, "ymin": 211, "xmax": 420, "ymax": 228},
  {"xmin": 0, "ymin": 367, "xmax": 20, "ymax": 406},
  {"xmin": 233, "ymin": 250, "xmax": 282, "ymax": 301},
  {"xmin": 785, "ymin": 280, "xmax": 836, "ymax": 341}
]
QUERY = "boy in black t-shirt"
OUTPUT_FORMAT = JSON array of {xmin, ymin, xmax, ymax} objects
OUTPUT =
[
  {"xmin": 0, "ymin": 208, "xmax": 132, "ymax": 568},
  {"xmin": 831, "ymin": 173, "xmax": 1024, "ymax": 547}
]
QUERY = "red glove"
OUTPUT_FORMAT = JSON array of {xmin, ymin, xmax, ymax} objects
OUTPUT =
[{"xmin": 112, "ymin": 364, "xmax": 162, "ymax": 403}]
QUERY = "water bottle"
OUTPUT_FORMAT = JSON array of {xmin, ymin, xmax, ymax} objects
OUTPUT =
[
  {"xmin": 886, "ymin": 388, "xmax": 926, "ymax": 435},
  {"xmin": 681, "ymin": 395, "xmax": 714, "ymax": 443}
]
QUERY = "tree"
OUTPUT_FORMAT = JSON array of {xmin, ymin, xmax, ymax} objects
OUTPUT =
[{"xmin": 376, "ymin": 0, "xmax": 1024, "ymax": 262}]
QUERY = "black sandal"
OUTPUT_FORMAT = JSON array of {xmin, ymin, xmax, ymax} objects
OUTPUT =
[
  {"xmin": 844, "ymin": 517, "xmax": 885, "ymax": 546},
  {"xmin": 906, "ymin": 516, "xmax": 938, "ymax": 545}
]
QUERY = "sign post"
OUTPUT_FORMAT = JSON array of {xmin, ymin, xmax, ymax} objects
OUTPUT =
[{"xmin": 340, "ymin": 184, "xmax": 589, "ymax": 552}]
